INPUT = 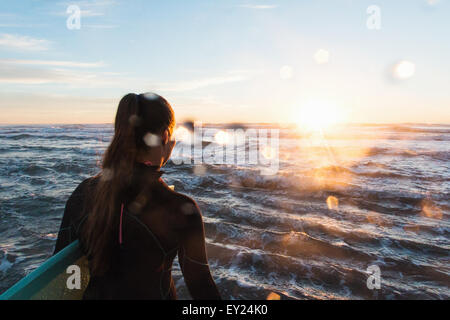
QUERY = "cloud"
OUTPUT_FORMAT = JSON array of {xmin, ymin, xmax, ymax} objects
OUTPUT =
[
  {"xmin": 56, "ymin": 0, "xmax": 116, "ymax": 8},
  {"xmin": 0, "ymin": 33, "xmax": 51, "ymax": 51},
  {"xmin": 0, "ymin": 24, "xmax": 48, "ymax": 28},
  {"xmin": 153, "ymin": 73, "xmax": 250, "ymax": 92},
  {"xmin": 0, "ymin": 58, "xmax": 257, "ymax": 91},
  {"xmin": 50, "ymin": 9, "xmax": 104, "ymax": 17},
  {"xmin": 427, "ymin": 0, "xmax": 440, "ymax": 5},
  {"xmin": 58, "ymin": 0, "xmax": 116, "ymax": 6},
  {"xmin": 0, "ymin": 13, "xmax": 48, "ymax": 28},
  {"xmin": 0, "ymin": 61, "xmax": 116, "ymax": 86},
  {"xmin": 146, "ymin": 69, "xmax": 264, "ymax": 92},
  {"xmin": 53, "ymin": 0, "xmax": 116, "ymax": 17},
  {"xmin": 0, "ymin": 59, "xmax": 106, "ymax": 68},
  {"xmin": 238, "ymin": 4, "xmax": 278, "ymax": 9},
  {"xmin": 0, "ymin": 13, "xmax": 16, "ymax": 18},
  {"xmin": 49, "ymin": 1, "xmax": 118, "ymax": 29},
  {"xmin": 76, "ymin": 10, "xmax": 104, "ymax": 17},
  {"xmin": 0, "ymin": 92, "xmax": 117, "ymax": 124},
  {"xmin": 84, "ymin": 24, "xmax": 118, "ymax": 29}
]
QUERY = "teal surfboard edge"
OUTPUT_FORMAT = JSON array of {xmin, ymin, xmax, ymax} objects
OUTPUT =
[{"xmin": 0, "ymin": 240, "xmax": 82, "ymax": 300}]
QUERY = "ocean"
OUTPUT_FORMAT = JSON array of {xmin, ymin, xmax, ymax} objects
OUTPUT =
[{"xmin": 0, "ymin": 123, "xmax": 449, "ymax": 299}]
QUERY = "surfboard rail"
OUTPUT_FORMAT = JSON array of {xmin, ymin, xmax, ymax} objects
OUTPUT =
[{"xmin": 0, "ymin": 240, "xmax": 88, "ymax": 300}]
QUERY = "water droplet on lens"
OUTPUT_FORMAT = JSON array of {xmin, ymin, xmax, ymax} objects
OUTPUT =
[
  {"xmin": 193, "ymin": 165, "xmax": 207, "ymax": 176},
  {"xmin": 143, "ymin": 133, "xmax": 161, "ymax": 147},
  {"xmin": 181, "ymin": 202, "xmax": 196, "ymax": 215},
  {"xmin": 326, "ymin": 195, "xmax": 339, "ymax": 210}
]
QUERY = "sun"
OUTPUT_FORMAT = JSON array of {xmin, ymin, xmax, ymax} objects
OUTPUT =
[{"xmin": 294, "ymin": 100, "xmax": 343, "ymax": 132}]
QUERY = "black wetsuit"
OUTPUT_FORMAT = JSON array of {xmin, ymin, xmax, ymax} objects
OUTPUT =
[{"xmin": 54, "ymin": 164, "xmax": 221, "ymax": 300}]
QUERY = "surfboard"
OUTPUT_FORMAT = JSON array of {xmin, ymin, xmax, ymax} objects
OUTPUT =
[{"xmin": 0, "ymin": 240, "xmax": 89, "ymax": 300}]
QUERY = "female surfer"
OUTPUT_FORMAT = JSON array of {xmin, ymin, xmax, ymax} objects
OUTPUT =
[{"xmin": 54, "ymin": 93, "xmax": 221, "ymax": 300}]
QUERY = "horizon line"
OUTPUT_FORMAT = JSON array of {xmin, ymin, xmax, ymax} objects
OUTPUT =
[{"xmin": 0, "ymin": 122, "xmax": 449, "ymax": 126}]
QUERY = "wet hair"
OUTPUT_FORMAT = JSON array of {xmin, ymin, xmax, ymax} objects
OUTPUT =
[{"xmin": 83, "ymin": 92, "xmax": 175, "ymax": 275}]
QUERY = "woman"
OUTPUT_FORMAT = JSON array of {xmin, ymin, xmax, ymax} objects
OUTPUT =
[{"xmin": 54, "ymin": 93, "xmax": 221, "ymax": 300}]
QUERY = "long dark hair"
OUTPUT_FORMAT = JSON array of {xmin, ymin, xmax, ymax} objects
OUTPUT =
[{"xmin": 83, "ymin": 93, "xmax": 175, "ymax": 275}]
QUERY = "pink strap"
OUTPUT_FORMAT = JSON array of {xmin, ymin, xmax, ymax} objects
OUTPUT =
[{"xmin": 119, "ymin": 203, "xmax": 124, "ymax": 244}]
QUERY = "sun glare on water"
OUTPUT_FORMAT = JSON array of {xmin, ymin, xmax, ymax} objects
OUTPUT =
[
  {"xmin": 215, "ymin": 130, "xmax": 231, "ymax": 144},
  {"xmin": 174, "ymin": 126, "xmax": 191, "ymax": 143},
  {"xmin": 294, "ymin": 100, "xmax": 344, "ymax": 132}
]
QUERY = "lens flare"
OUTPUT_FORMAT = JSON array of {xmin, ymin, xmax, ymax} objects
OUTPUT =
[
  {"xmin": 427, "ymin": 0, "xmax": 440, "ymax": 6},
  {"xmin": 174, "ymin": 126, "xmax": 191, "ymax": 143},
  {"xmin": 326, "ymin": 196, "xmax": 339, "ymax": 210},
  {"xmin": 214, "ymin": 130, "xmax": 231, "ymax": 145},
  {"xmin": 279, "ymin": 65, "xmax": 293, "ymax": 80},
  {"xmin": 261, "ymin": 145, "xmax": 276, "ymax": 159},
  {"xmin": 393, "ymin": 60, "xmax": 415, "ymax": 79},
  {"xmin": 420, "ymin": 199, "xmax": 443, "ymax": 219},
  {"xmin": 193, "ymin": 164, "xmax": 207, "ymax": 176},
  {"xmin": 101, "ymin": 168, "xmax": 114, "ymax": 181},
  {"xmin": 314, "ymin": 49, "xmax": 330, "ymax": 64},
  {"xmin": 143, "ymin": 132, "xmax": 160, "ymax": 147}
]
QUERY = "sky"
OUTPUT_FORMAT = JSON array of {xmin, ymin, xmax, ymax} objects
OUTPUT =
[{"xmin": 0, "ymin": 0, "xmax": 449, "ymax": 124}]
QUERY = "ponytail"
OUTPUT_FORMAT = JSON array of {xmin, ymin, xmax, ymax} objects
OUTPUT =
[{"xmin": 82, "ymin": 93, "xmax": 174, "ymax": 275}]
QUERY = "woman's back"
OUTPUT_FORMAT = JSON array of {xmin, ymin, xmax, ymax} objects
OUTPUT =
[
  {"xmin": 55, "ymin": 92, "xmax": 220, "ymax": 299},
  {"xmin": 54, "ymin": 163, "xmax": 221, "ymax": 300}
]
